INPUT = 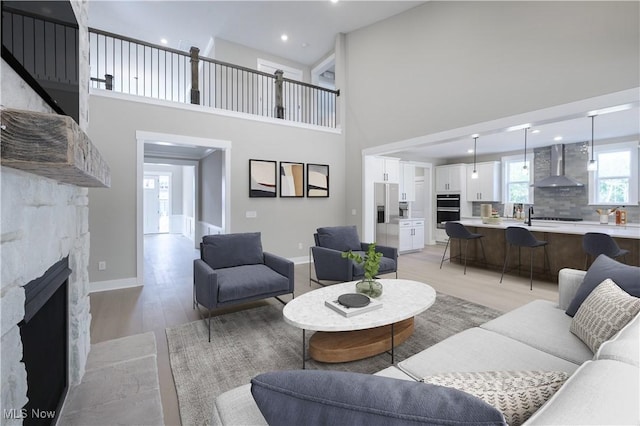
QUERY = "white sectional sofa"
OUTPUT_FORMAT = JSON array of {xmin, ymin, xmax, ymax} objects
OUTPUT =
[{"xmin": 213, "ymin": 266, "xmax": 640, "ymax": 425}]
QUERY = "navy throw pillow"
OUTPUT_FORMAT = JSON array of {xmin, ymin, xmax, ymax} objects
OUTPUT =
[
  {"xmin": 201, "ymin": 232, "xmax": 264, "ymax": 269},
  {"xmin": 566, "ymin": 255, "xmax": 640, "ymax": 317},
  {"xmin": 316, "ymin": 226, "xmax": 362, "ymax": 251},
  {"xmin": 251, "ymin": 370, "xmax": 506, "ymax": 426}
]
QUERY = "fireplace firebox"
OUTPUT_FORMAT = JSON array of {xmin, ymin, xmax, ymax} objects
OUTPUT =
[{"xmin": 19, "ymin": 257, "xmax": 71, "ymax": 425}]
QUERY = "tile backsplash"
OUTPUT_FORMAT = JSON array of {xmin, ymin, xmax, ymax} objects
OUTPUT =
[{"xmin": 472, "ymin": 141, "xmax": 639, "ymax": 223}]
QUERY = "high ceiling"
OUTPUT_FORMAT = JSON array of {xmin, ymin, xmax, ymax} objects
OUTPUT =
[
  {"xmin": 89, "ymin": 1, "xmax": 639, "ymax": 161},
  {"xmin": 88, "ymin": 1, "xmax": 424, "ymax": 66}
]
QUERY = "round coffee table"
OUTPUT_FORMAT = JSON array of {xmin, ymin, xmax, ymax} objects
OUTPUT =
[{"xmin": 283, "ymin": 279, "xmax": 436, "ymax": 368}]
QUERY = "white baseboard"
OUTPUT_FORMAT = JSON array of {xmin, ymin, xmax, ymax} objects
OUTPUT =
[{"xmin": 90, "ymin": 277, "xmax": 141, "ymax": 293}]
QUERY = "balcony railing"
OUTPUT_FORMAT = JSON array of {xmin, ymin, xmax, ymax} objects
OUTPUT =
[{"xmin": 89, "ymin": 28, "xmax": 340, "ymax": 128}]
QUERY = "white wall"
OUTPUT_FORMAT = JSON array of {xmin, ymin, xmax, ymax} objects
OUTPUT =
[
  {"xmin": 182, "ymin": 165, "xmax": 195, "ymax": 241},
  {"xmin": 214, "ymin": 38, "xmax": 311, "ymax": 83},
  {"xmin": 87, "ymin": 93, "xmax": 345, "ymax": 283},
  {"xmin": 343, "ymin": 1, "xmax": 640, "ymax": 230}
]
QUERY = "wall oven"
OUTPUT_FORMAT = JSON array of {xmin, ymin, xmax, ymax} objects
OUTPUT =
[{"xmin": 436, "ymin": 194, "xmax": 460, "ymax": 228}]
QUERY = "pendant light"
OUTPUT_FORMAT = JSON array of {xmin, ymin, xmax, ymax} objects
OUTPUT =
[
  {"xmin": 587, "ymin": 115, "xmax": 598, "ymax": 171},
  {"xmin": 471, "ymin": 135, "xmax": 479, "ymax": 179},
  {"xmin": 522, "ymin": 127, "xmax": 529, "ymax": 173}
]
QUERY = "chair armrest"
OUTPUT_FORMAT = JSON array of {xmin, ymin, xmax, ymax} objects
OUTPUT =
[
  {"xmin": 311, "ymin": 246, "xmax": 353, "ymax": 282},
  {"xmin": 264, "ymin": 252, "xmax": 295, "ymax": 292},
  {"xmin": 558, "ymin": 268, "xmax": 587, "ymax": 310},
  {"xmin": 361, "ymin": 242, "xmax": 398, "ymax": 262},
  {"xmin": 194, "ymin": 259, "xmax": 219, "ymax": 309}
]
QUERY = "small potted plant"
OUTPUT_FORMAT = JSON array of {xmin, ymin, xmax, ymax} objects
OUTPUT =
[{"xmin": 342, "ymin": 243, "xmax": 383, "ymax": 298}]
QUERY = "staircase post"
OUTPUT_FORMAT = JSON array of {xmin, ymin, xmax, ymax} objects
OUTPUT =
[
  {"xmin": 105, "ymin": 74, "xmax": 113, "ymax": 91},
  {"xmin": 190, "ymin": 46, "xmax": 200, "ymax": 105},
  {"xmin": 274, "ymin": 69, "xmax": 284, "ymax": 119}
]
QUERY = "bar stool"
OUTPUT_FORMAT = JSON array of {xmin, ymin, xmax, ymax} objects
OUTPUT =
[
  {"xmin": 440, "ymin": 222, "xmax": 487, "ymax": 274},
  {"xmin": 500, "ymin": 226, "xmax": 550, "ymax": 290},
  {"xmin": 582, "ymin": 232, "xmax": 629, "ymax": 269}
]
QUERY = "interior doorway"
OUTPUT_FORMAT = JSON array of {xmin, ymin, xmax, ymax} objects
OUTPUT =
[{"xmin": 136, "ymin": 131, "xmax": 231, "ymax": 286}]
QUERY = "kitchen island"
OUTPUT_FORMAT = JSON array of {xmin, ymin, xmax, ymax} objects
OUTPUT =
[{"xmin": 446, "ymin": 218, "xmax": 639, "ymax": 282}]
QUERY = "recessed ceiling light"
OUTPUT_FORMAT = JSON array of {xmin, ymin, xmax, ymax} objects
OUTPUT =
[
  {"xmin": 330, "ymin": 0, "xmax": 339, "ymax": 3},
  {"xmin": 160, "ymin": 38, "xmax": 168, "ymax": 44},
  {"xmin": 281, "ymin": 34, "xmax": 288, "ymax": 42},
  {"xmin": 531, "ymin": 129, "xmax": 541, "ymax": 134},
  {"xmin": 467, "ymin": 149, "xmax": 474, "ymax": 153},
  {"xmin": 507, "ymin": 123, "xmax": 531, "ymax": 132},
  {"xmin": 554, "ymin": 136, "xmax": 563, "ymax": 141}
]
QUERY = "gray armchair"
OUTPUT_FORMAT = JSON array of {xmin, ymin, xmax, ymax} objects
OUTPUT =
[
  {"xmin": 309, "ymin": 226, "xmax": 398, "ymax": 286},
  {"xmin": 194, "ymin": 232, "xmax": 294, "ymax": 341}
]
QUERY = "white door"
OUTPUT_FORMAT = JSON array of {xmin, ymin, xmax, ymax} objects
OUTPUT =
[{"xmin": 144, "ymin": 175, "xmax": 160, "ymax": 234}]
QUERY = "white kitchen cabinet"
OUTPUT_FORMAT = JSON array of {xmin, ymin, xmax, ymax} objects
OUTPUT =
[
  {"xmin": 399, "ymin": 219, "xmax": 424, "ymax": 253},
  {"xmin": 372, "ymin": 157, "xmax": 400, "ymax": 183},
  {"xmin": 399, "ymin": 163, "xmax": 415, "ymax": 202},
  {"xmin": 466, "ymin": 161, "xmax": 501, "ymax": 202},
  {"xmin": 435, "ymin": 164, "xmax": 465, "ymax": 193}
]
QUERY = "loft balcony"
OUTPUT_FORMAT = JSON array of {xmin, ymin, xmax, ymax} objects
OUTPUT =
[{"xmin": 89, "ymin": 29, "xmax": 340, "ymax": 129}]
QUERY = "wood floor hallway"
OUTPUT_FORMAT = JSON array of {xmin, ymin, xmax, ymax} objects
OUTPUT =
[{"xmin": 90, "ymin": 234, "xmax": 559, "ymax": 425}]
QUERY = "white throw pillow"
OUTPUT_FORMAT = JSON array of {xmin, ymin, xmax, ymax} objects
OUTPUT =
[
  {"xmin": 422, "ymin": 370, "xmax": 568, "ymax": 426},
  {"xmin": 570, "ymin": 278, "xmax": 640, "ymax": 353}
]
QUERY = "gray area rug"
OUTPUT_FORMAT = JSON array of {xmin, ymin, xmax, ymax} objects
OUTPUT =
[{"xmin": 166, "ymin": 292, "xmax": 502, "ymax": 426}]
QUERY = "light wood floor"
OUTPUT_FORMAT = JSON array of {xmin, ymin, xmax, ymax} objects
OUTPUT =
[{"xmin": 89, "ymin": 234, "xmax": 560, "ymax": 426}]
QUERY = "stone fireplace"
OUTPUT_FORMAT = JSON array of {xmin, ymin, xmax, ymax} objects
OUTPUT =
[
  {"xmin": 1, "ymin": 165, "xmax": 96, "ymax": 425},
  {"xmin": 0, "ymin": 0, "xmax": 107, "ymax": 423}
]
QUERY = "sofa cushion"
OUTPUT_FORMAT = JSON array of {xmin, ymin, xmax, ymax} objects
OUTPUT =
[
  {"xmin": 570, "ymin": 279, "xmax": 640, "ymax": 353},
  {"xmin": 250, "ymin": 370, "xmax": 507, "ymax": 426},
  {"xmin": 214, "ymin": 384, "xmax": 267, "ymax": 425},
  {"xmin": 397, "ymin": 327, "xmax": 580, "ymax": 381},
  {"xmin": 423, "ymin": 371, "xmax": 568, "ymax": 426},
  {"xmin": 566, "ymin": 255, "xmax": 640, "ymax": 317},
  {"xmin": 524, "ymin": 360, "xmax": 640, "ymax": 425},
  {"xmin": 217, "ymin": 264, "xmax": 289, "ymax": 303},
  {"xmin": 480, "ymin": 300, "xmax": 593, "ymax": 364},
  {"xmin": 202, "ymin": 232, "xmax": 264, "ymax": 269},
  {"xmin": 596, "ymin": 311, "xmax": 640, "ymax": 367},
  {"xmin": 316, "ymin": 226, "xmax": 362, "ymax": 251}
]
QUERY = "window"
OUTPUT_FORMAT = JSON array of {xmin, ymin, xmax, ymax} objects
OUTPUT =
[
  {"xmin": 502, "ymin": 154, "xmax": 533, "ymax": 204},
  {"xmin": 589, "ymin": 141, "xmax": 638, "ymax": 205}
]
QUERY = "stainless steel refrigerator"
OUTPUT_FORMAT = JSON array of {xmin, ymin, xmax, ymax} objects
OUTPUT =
[{"xmin": 374, "ymin": 183, "xmax": 399, "ymax": 248}]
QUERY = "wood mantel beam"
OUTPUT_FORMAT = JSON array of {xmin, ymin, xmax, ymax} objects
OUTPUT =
[{"xmin": 0, "ymin": 108, "xmax": 110, "ymax": 188}]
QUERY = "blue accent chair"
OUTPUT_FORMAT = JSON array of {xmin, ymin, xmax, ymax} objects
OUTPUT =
[
  {"xmin": 193, "ymin": 232, "xmax": 294, "ymax": 341},
  {"xmin": 309, "ymin": 226, "xmax": 398, "ymax": 286}
]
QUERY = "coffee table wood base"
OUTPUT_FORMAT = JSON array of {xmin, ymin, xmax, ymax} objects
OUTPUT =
[{"xmin": 308, "ymin": 318, "xmax": 415, "ymax": 363}]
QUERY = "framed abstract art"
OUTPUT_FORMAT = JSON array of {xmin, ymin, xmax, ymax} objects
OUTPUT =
[
  {"xmin": 307, "ymin": 163, "xmax": 329, "ymax": 197},
  {"xmin": 249, "ymin": 159, "xmax": 277, "ymax": 197},
  {"xmin": 280, "ymin": 162, "xmax": 304, "ymax": 197}
]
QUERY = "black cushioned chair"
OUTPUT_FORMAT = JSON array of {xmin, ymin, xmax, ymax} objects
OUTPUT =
[
  {"xmin": 193, "ymin": 232, "xmax": 294, "ymax": 341},
  {"xmin": 582, "ymin": 232, "xmax": 629, "ymax": 269},
  {"xmin": 309, "ymin": 226, "xmax": 397, "ymax": 286},
  {"xmin": 500, "ymin": 226, "xmax": 550, "ymax": 291},
  {"xmin": 439, "ymin": 222, "xmax": 487, "ymax": 274}
]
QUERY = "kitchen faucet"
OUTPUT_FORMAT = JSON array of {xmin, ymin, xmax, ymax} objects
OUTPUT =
[{"xmin": 526, "ymin": 206, "xmax": 534, "ymax": 226}]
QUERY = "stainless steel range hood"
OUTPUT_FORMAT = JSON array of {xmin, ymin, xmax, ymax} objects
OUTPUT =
[{"xmin": 532, "ymin": 144, "xmax": 584, "ymax": 188}]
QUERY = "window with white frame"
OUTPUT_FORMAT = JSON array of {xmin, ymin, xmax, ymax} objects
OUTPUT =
[
  {"xmin": 589, "ymin": 141, "xmax": 639, "ymax": 205},
  {"xmin": 502, "ymin": 154, "xmax": 534, "ymax": 204}
]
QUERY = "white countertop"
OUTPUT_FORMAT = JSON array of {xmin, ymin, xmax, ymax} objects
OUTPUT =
[{"xmin": 458, "ymin": 217, "xmax": 640, "ymax": 239}]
